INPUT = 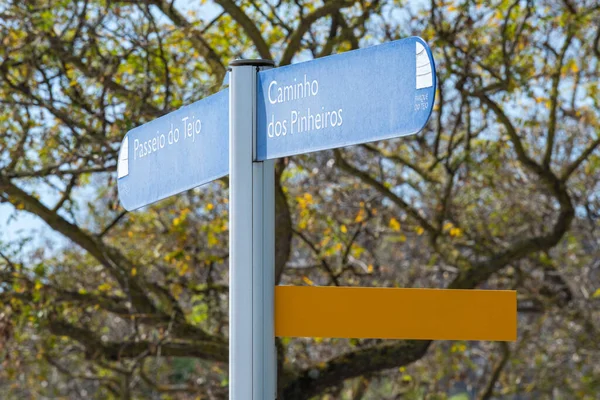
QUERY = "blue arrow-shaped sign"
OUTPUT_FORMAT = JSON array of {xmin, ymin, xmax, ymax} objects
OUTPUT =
[
  {"xmin": 256, "ymin": 37, "xmax": 435, "ymax": 160},
  {"xmin": 117, "ymin": 89, "xmax": 229, "ymax": 211}
]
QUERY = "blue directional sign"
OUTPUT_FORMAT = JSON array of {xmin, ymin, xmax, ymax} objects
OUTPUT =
[
  {"xmin": 117, "ymin": 90, "xmax": 229, "ymax": 211},
  {"xmin": 256, "ymin": 36, "xmax": 436, "ymax": 160},
  {"xmin": 118, "ymin": 37, "xmax": 435, "ymax": 210}
]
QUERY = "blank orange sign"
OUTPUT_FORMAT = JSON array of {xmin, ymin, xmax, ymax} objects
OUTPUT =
[{"xmin": 275, "ymin": 286, "xmax": 516, "ymax": 341}]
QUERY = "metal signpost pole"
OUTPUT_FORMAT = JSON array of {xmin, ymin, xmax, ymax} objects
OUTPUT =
[
  {"xmin": 229, "ymin": 59, "xmax": 276, "ymax": 400},
  {"xmin": 117, "ymin": 37, "xmax": 515, "ymax": 399}
]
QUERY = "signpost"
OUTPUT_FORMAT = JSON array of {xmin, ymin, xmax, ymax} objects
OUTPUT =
[
  {"xmin": 228, "ymin": 59, "xmax": 276, "ymax": 400},
  {"xmin": 117, "ymin": 37, "xmax": 517, "ymax": 400}
]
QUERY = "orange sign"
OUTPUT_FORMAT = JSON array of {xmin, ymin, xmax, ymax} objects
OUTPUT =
[{"xmin": 275, "ymin": 286, "xmax": 516, "ymax": 341}]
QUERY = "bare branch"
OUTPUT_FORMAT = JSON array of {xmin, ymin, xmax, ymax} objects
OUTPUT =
[
  {"xmin": 282, "ymin": 341, "xmax": 431, "ymax": 399},
  {"xmin": 8, "ymin": 165, "xmax": 116, "ymax": 179},
  {"xmin": 215, "ymin": 0, "xmax": 272, "ymax": 60},
  {"xmin": 333, "ymin": 149, "xmax": 437, "ymax": 234},
  {"xmin": 148, "ymin": 0, "xmax": 227, "ymax": 82},
  {"xmin": 479, "ymin": 343, "xmax": 510, "ymax": 400},
  {"xmin": 561, "ymin": 136, "xmax": 600, "ymax": 181},
  {"xmin": 280, "ymin": 0, "xmax": 355, "ymax": 66},
  {"xmin": 292, "ymin": 228, "xmax": 340, "ymax": 286},
  {"xmin": 0, "ymin": 175, "xmax": 155, "ymax": 314},
  {"xmin": 543, "ymin": 32, "xmax": 574, "ymax": 168},
  {"xmin": 97, "ymin": 211, "xmax": 128, "ymax": 238},
  {"xmin": 45, "ymin": 33, "xmax": 164, "ymax": 117},
  {"xmin": 47, "ymin": 318, "xmax": 228, "ymax": 362}
]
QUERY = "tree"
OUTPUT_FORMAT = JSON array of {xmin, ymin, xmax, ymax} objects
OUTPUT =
[{"xmin": 1, "ymin": 0, "xmax": 599, "ymax": 398}]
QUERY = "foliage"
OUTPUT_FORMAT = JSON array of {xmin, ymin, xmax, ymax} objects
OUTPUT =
[{"xmin": 1, "ymin": 0, "xmax": 599, "ymax": 399}]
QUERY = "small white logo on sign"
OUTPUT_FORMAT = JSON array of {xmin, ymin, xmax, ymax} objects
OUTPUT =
[
  {"xmin": 118, "ymin": 136, "xmax": 129, "ymax": 178},
  {"xmin": 416, "ymin": 42, "xmax": 433, "ymax": 89}
]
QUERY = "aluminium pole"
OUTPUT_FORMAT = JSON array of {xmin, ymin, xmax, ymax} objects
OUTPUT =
[{"xmin": 229, "ymin": 59, "xmax": 276, "ymax": 400}]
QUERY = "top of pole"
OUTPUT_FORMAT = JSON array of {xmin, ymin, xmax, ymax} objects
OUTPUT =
[{"xmin": 230, "ymin": 58, "xmax": 275, "ymax": 67}]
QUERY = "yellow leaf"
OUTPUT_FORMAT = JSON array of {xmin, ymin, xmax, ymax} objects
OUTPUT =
[
  {"xmin": 98, "ymin": 283, "xmax": 111, "ymax": 292},
  {"xmin": 592, "ymin": 288, "xmax": 600, "ymax": 298},
  {"xmin": 415, "ymin": 226, "xmax": 424, "ymax": 235},
  {"xmin": 173, "ymin": 217, "xmax": 181, "ymax": 227},
  {"xmin": 340, "ymin": 224, "xmax": 347, "ymax": 233},
  {"xmin": 389, "ymin": 217, "xmax": 401, "ymax": 232},
  {"xmin": 208, "ymin": 233, "xmax": 218, "ymax": 247},
  {"xmin": 302, "ymin": 276, "xmax": 314, "ymax": 286},
  {"xmin": 127, "ymin": 231, "xmax": 133, "ymax": 238},
  {"xmin": 131, "ymin": 267, "xmax": 137, "ymax": 277},
  {"xmin": 354, "ymin": 208, "xmax": 366, "ymax": 223},
  {"xmin": 451, "ymin": 343, "xmax": 467, "ymax": 353},
  {"xmin": 450, "ymin": 227, "xmax": 463, "ymax": 237},
  {"xmin": 172, "ymin": 284, "xmax": 183, "ymax": 299},
  {"xmin": 567, "ymin": 59, "xmax": 579, "ymax": 74},
  {"xmin": 367, "ymin": 264, "xmax": 373, "ymax": 273},
  {"xmin": 34, "ymin": 281, "xmax": 43, "ymax": 290},
  {"xmin": 179, "ymin": 263, "xmax": 189, "ymax": 276},
  {"xmin": 206, "ymin": 203, "xmax": 214, "ymax": 211}
]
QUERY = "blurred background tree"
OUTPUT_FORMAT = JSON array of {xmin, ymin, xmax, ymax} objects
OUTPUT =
[{"xmin": 1, "ymin": 0, "xmax": 599, "ymax": 398}]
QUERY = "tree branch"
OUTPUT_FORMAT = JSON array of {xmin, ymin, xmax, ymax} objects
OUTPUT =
[
  {"xmin": 561, "ymin": 136, "xmax": 600, "ymax": 181},
  {"xmin": 476, "ymin": 93, "xmax": 546, "ymax": 178},
  {"xmin": 543, "ymin": 32, "xmax": 574, "ymax": 168},
  {"xmin": 479, "ymin": 342, "xmax": 510, "ymax": 400},
  {"xmin": 0, "ymin": 175, "xmax": 155, "ymax": 314},
  {"xmin": 214, "ymin": 0, "xmax": 272, "ymax": 60},
  {"xmin": 47, "ymin": 318, "xmax": 228, "ymax": 362},
  {"xmin": 8, "ymin": 165, "xmax": 116, "ymax": 179},
  {"xmin": 360, "ymin": 143, "xmax": 440, "ymax": 184},
  {"xmin": 45, "ymin": 33, "xmax": 164, "ymax": 117},
  {"xmin": 292, "ymin": 227, "xmax": 340, "ymax": 286},
  {"xmin": 282, "ymin": 340, "xmax": 431, "ymax": 399},
  {"xmin": 97, "ymin": 211, "xmax": 128, "ymax": 238},
  {"xmin": 275, "ymin": 163, "xmax": 293, "ymax": 283},
  {"xmin": 280, "ymin": 0, "xmax": 355, "ymax": 66},
  {"xmin": 333, "ymin": 149, "xmax": 437, "ymax": 234},
  {"xmin": 148, "ymin": 0, "xmax": 227, "ymax": 83}
]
